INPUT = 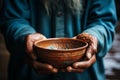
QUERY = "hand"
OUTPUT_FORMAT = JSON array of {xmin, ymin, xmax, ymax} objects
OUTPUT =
[
  {"xmin": 76, "ymin": 33, "xmax": 98, "ymax": 59},
  {"xmin": 66, "ymin": 33, "xmax": 98, "ymax": 73},
  {"xmin": 25, "ymin": 33, "xmax": 58, "ymax": 74}
]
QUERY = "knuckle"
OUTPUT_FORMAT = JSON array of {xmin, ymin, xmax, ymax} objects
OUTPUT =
[
  {"xmin": 46, "ymin": 65, "xmax": 52, "ymax": 69},
  {"xmin": 85, "ymin": 62, "xmax": 91, "ymax": 68},
  {"xmin": 93, "ymin": 46, "xmax": 97, "ymax": 53},
  {"xmin": 27, "ymin": 34, "xmax": 32, "ymax": 39}
]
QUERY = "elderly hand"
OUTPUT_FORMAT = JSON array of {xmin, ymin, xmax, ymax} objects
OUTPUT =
[
  {"xmin": 66, "ymin": 33, "xmax": 98, "ymax": 72},
  {"xmin": 25, "ymin": 33, "xmax": 58, "ymax": 74}
]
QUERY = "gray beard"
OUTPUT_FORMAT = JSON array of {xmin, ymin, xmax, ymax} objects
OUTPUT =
[{"xmin": 43, "ymin": 0, "xmax": 83, "ymax": 15}]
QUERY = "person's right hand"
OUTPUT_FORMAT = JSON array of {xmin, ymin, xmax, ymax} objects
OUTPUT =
[{"xmin": 25, "ymin": 33, "xmax": 58, "ymax": 75}]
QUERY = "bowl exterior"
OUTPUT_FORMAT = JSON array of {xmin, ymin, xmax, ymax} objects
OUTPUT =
[{"xmin": 34, "ymin": 45, "xmax": 87, "ymax": 68}]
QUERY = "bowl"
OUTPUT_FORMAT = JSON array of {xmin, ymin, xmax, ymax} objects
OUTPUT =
[{"xmin": 33, "ymin": 38, "xmax": 88, "ymax": 69}]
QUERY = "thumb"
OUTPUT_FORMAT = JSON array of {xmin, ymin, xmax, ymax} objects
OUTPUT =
[
  {"xmin": 26, "ymin": 36, "xmax": 37, "ymax": 60},
  {"xmin": 25, "ymin": 33, "xmax": 47, "ymax": 60},
  {"xmin": 86, "ymin": 46, "xmax": 93, "ymax": 59},
  {"xmin": 72, "ymin": 36, "xmax": 77, "ymax": 39}
]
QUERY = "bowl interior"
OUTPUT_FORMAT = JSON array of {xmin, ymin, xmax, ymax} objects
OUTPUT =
[{"xmin": 34, "ymin": 38, "xmax": 87, "ymax": 51}]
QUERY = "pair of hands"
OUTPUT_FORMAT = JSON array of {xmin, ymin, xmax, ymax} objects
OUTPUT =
[{"xmin": 25, "ymin": 33, "xmax": 98, "ymax": 75}]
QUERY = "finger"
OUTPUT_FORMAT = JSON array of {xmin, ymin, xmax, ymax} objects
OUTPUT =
[
  {"xmin": 66, "ymin": 66, "xmax": 84, "ymax": 73},
  {"xmin": 37, "ymin": 68, "xmax": 58, "ymax": 74},
  {"xmin": 32, "ymin": 61, "xmax": 58, "ymax": 73},
  {"xmin": 52, "ymin": 68, "xmax": 58, "ymax": 73},
  {"xmin": 89, "ymin": 36, "xmax": 98, "ymax": 55},
  {"xmin": 37, "ymin": 68, "xmax": 58, "ymax": 75},
  {"xmin": 32, "ymin": 33, "xmax": 47, "ymax": 42},
  {"xmin": 25, "ymin": 33, "xmax": 47, "ymax": 60},
  {"xmin": 73, "ymin": 55, "xmax": 96, "ymax": 69},
  {"xmin": 26, "ymin": 36, "xmax": 37, "ymax": 60},
  {"xmin": 72, "ymin": 36, "xmax": 77, "ymax": 39},
  {"xmin": 26, "ymin": 38, "xmax": 33, "ymax": 53},
  {"xmin": 86, "ymin": 45, "xmax": 97, "ymax": 59},
  {"xmin": 86, "ymin": 52, "xmax": 92, "ymax": 60},
  {"xmin": 86, "ymin": 46, "xmax": 93, "ymax": 59},
  {"xmin": 92, "ymin": 36, "xmax": 98, "ymax": 53},
  {"xmin": 33, "ymin": 61, "xmax": 53, "ymax": 70},
  {"xmin": 76, "ymin": 33, "xmax": 98, "ymax": 58}
]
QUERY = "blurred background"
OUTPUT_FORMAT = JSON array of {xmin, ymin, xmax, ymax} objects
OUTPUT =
[{"xmin": 0, "ymin": 0, "xmax": 120, "ymax": 80}]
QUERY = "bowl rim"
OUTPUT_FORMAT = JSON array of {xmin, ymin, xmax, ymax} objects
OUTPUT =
[{"xmin": 33, "ymin": 38, "xmax": 88, "ymax": 52}]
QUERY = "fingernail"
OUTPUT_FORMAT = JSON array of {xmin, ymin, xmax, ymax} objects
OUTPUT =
[
  {"xmin": 67, "ymin": 66, "xmax": 72, "ymax": 72},
  {"xmin": 53, "ymin": 68, "xmax": 58, "ymax": 73},
  {"xmin": 73, "ymin": 63, "xmax": 78, "ymax": 68},
  {"xmin": 47, "ymin": 65, "xmax": 53, "ymax": 69},
  {"xmin": 87, "ymin": 53, "xmax": 92, "ymax": 59}
]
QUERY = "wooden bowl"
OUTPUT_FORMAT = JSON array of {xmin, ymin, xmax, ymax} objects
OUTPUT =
[{"xmin": 33, "ymin": 38, "xmax": 88, "ymax": 69}]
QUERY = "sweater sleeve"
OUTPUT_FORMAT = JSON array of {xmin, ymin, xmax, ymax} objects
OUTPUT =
[
  {"xmin": 83, "ymin": 0, "xmax": 117, "ymax": 58},
  {"xmin": 0, "ymin": 0, "xmax": 36, "ymax": 53}
]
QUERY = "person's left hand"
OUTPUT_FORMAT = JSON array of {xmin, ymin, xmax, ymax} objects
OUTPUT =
[{"xmin": 66, "ymin": 33, "xmax": 98, "ymax": 73}]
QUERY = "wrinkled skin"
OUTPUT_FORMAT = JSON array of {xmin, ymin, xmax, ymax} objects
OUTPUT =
[
  {"xmin": 25, "ymin": 33, "xmax": 98, "ymax": 74},
  {"xmin": 66, "ymin": 33, "xmax": 98, "ymax": 72},
  {"xmin": 25, "ymin": 33, "xmax": 58, "ymax": 75}
]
